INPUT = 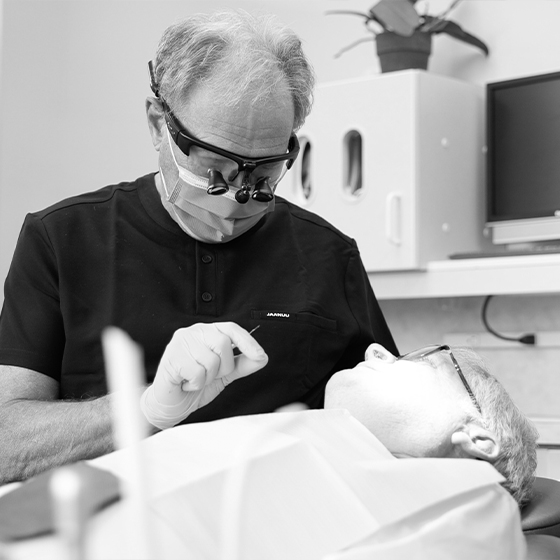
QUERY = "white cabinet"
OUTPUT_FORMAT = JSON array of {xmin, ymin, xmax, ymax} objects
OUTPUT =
[{"xmin": 281, "ymin": 70, "xmax": 492, "ymax": 271}]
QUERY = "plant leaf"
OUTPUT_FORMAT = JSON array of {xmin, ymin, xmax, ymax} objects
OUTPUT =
[
  {"xmin": 333, "ymin": 37, "xmax": 376, "ymax": 59},
  {"xmin": 432, "ymin": 19, "xmax": 489, "ymax": 55},
  {"xmin": 370, "ymin": 0, "xmax": 420, "ymax": 36},
  {"xmin": 325, "ymin": 9, "xmax": 385, "ymax": 28},
  {"xmin": 325, "ymin": 10, "xmax": 371, "ymax": 20},
  {"xmin": 419, "ymin": 15, "xmax": 447, "ymax": 33}
]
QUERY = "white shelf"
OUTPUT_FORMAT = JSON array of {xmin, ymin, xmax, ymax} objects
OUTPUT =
[
  {"xmin": 532, "ymin": 417, "xmax": 560, "ymax": 446},
  {"xmin": 369, "ymin": 254, "xmax": 560, "ymax": 300}
]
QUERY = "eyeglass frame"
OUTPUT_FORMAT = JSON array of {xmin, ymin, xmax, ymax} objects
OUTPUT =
[
  {"xmin": 148, "ymin": 61, "xmax": 300, "ymax": 185},
  {"xmin": 397, "ymin": 344, "xmax": 482, "ymax": 415}
]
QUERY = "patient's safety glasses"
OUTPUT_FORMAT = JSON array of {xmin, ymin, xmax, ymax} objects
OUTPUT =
[{"xmin": 397, "ymin": 345, "xmax": 482, "ymax": 415}]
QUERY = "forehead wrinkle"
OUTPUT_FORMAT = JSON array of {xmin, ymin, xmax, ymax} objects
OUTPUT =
[
  {"xmin": 179, "ymin": 84, "xmax": 295, "ymax": 156},
  {"xmin": 201, "ymin": 123, "xmax": 290, "ymax": 155},
  {"xmin": 194, "ymin": 109, "xmax": 291, "ymax": 154}
]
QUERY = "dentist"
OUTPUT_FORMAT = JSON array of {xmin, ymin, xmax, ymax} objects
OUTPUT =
[{"xmin": 0, "ymin": 9, "xmax": 396, "ymax": 483}]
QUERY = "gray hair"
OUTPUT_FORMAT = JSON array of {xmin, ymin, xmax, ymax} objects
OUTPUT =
[
  {"xmin": 453, "ymin": 347, "xmax": 539, "ymax": 507},
  {"xmin": 152, "ymin": 9, "xmax": 315, "ymax": 131}
]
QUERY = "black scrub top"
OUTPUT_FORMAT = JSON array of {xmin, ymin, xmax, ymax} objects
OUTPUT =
[{"xmin": 0, "ymin": 173, "xmax": 397, "ymax": 422}]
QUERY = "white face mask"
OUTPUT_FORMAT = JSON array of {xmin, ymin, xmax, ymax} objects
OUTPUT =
[{"xmin": 158, "ymin": 128, "xmax": 276, "ymax": 243}]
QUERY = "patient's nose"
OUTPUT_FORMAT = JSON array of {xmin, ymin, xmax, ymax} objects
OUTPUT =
[{"xmin": 365, "ymin": 343, "xmax": 394, "ymax": 362}]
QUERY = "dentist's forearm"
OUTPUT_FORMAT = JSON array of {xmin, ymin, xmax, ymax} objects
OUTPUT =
[{"xmin": 0, "ymin": 396, "xmax": 114, "ymax": 484}]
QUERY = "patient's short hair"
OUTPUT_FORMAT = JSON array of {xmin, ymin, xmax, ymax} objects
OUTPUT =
[{"xmin": 453, "ymin": 347, "xmax": 539, "ymax": 507}]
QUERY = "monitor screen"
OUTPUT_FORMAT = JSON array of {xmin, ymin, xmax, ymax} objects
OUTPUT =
[{"xmin": 487, "ymin": 71, "xmax": 560, "ymax": 224}]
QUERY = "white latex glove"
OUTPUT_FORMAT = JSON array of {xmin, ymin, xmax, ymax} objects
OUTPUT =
[{"xmin": 140, "ymin": 322, "xmax": 268, "ymax": 429}]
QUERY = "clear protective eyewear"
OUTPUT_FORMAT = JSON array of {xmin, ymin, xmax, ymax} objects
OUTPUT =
[
  {"xmin": 148, "ymin": 61, "xmax": 300, "ymax": 204},
  {"xmin": 397, "ymin": 344, "xmax": 482, "ymax": 415}
]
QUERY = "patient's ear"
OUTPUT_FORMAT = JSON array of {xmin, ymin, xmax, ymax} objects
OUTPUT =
[{"xmin": 451, "ymin": 425, "xmax": 500, "ymax": 463}]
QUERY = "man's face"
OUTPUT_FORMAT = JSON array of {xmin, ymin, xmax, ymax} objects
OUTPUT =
[
  {"xmin": 324, "ymin": 344, "xmax": 474, "ymax": 458},
  {"xmin": 155, "ymin": 81, "xmax": 296, "ymax": 189}
]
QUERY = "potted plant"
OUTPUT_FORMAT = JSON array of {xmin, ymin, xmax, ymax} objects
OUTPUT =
[{"xmin": 327, "ymin": 0, "xmax": 489, "ymax": 73}]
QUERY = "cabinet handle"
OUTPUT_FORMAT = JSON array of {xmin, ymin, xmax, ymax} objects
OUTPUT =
[{"xmin": 385, "ymin": 192, "xmax": 402, "ymax": 245}]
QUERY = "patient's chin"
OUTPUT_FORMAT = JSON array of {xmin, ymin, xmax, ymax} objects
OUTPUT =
[{"xmin": 324, "ymin": 371, "xmax": 353, "ymax": 409}]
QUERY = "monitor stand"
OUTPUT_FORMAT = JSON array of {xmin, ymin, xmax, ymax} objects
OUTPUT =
[{"xmin": 449, "ymin": 242, "xmax": 560, "ymax": 260}]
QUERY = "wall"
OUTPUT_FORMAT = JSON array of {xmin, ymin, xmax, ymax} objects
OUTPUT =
[
  {"xmin": 0, "ymin": 1, "xmax": 559, "ymax": 432},
  {"xmin": 3, "ymin": 0, "xmax": 560, "ymax": 284},
  {"xmin": 379, "ymin": 295, "xmax": 560, "ymax": 414}
]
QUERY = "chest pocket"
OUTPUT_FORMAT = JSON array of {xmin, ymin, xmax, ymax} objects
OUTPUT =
[{"xmin": 250, "ymin": 309, "xmax": 339, "ymax": 393}]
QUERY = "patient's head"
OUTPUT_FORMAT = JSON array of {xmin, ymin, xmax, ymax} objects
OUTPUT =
[{"xmin": 324, "ymin": 343, "xmax": 539, "ymax": 507}]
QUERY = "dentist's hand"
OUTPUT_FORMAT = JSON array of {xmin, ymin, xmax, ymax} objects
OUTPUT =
[{"xmin": 140, "ymin": 322, "xmax": 268, "ymax": 429}]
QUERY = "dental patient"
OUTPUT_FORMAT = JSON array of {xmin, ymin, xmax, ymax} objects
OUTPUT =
[
  {"xmin": 324, "ymin": 343, "xmax": 539, "ymax": 507},
  {"xmin": 143, "ymin": 337, "xmax": 539, "ymax": 508}
]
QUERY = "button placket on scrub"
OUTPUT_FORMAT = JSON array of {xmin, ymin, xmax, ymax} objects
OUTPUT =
[{"xmin": 195, "ymin": 245, "xmax": 218, "ymax": 315}]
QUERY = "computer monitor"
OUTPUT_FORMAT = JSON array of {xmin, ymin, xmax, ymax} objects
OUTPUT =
[{"xmin": 486, "ymin": 70, "xmax": 560, "ymax": 246}]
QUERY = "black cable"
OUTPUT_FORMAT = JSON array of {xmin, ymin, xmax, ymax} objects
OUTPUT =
[{"xmin": 481, "ymin": 296, "xmax": 536, "ymax": 345}]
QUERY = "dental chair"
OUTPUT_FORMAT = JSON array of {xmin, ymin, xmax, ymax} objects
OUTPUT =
[
  {"xmin": 521, "ymin": 476, "xmax": 560, "ymax": 559},
  {"xmin": 522, "ymin": 477, "xmax": 560, "ymax": 537}
]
